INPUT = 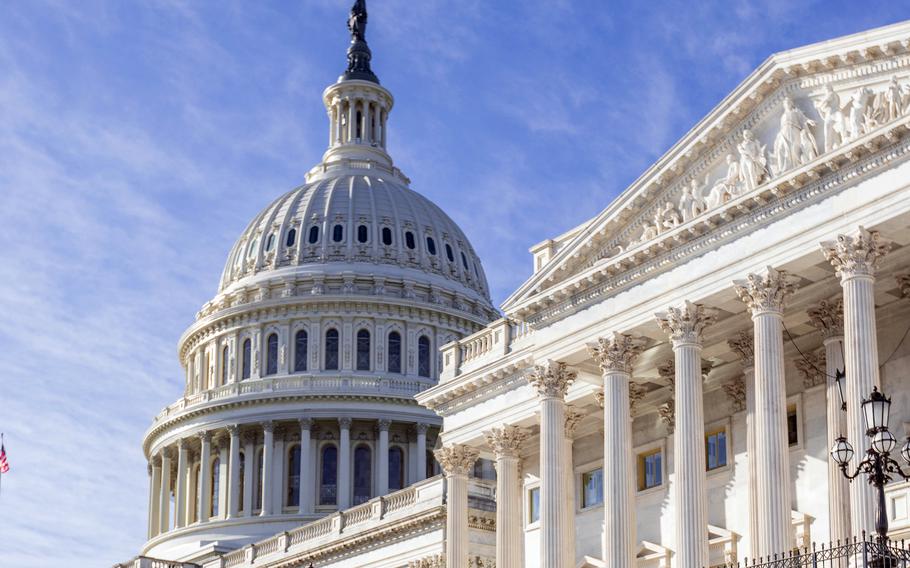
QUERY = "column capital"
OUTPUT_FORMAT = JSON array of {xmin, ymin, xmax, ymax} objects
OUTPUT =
[
  {"xmin": 527, "ymin": 360, "xmax": 576, "ymax": 399},
  {"xmin": 338, "ymin": 417, "xmax": 353, "ymax": 429},
  {"xmin": 658, "ymin": 400, "xmax": 675, "ymax": 434},
  {"xmin": 152, "ymin": 455, "xmax": 162, "ymax": 467},
  {"xmin": 794, "ymin": 352, "xmax": 826, "ymax": 389},
  {"xmin": 587, "ymin": 332, "xmax": 645, "ymax": 374},
  {"xmin": 821, "ymin": 226, "xmax": 891, "ymax": 279},
  {"xmin": 807, "ymin": 298, "xmax": 844, "ymax": 339},
  {"xmin": 261, "ymin": 421, "xmax": 274, "ymax": 434},
  {"xmin": 197, "ymin": 430, "xmax": 212, "ymax": 444},
  {"xmin": 727, "ymin": 330, "xmax": 755, "ymax": 365},
  {"xmin": 299, "ymin": 417, "xmax": 314, "ymax": 430},
  {"xmin": 722, "ymin": 377, "xmax": 746, "ymax": 412},
  {"xmin": 733, "ymin": 266, "xmax": 796, "ymax": 315},
  {"xmin": 564, "ymin": 405, "xmax": 585, "ymax": 438},
  {"xmin": 176, "ymin": 437, "xmax": 187, "ymax": 451},
  {"xmin": 629, "ymin": 382, "xmax": 646, "ymax": 417},
  {"xmin": 416, "ymin": 423, "xmax": 429, "ymax": 435},
  {"xmin": 484, "ymin": 425, "xmax": 528, "ymax": 459},
  {"xmin": 160, "ymin": 447, "xmax": 172, "ymax": 461},
  {"xmin": 657, "ymin": 359, "xmax": 675, "ymax": 387},
  {"xmin": 434, "ymin": 444, "xmax": 479, "ymax": 476},
  {"xmin": 226, "ymin": 424, "xmax": 240, "ymax": 437},
  {"xmin": 655, "ymin": 300, "xmax": 715, "ymax": 345},
  {"xmin": 378, "ymin": 419, "xmax": 392, "ymax": 432},
  {"xmin": 897, "ymin": 274, "xmax": 910, "ymax": 298}
]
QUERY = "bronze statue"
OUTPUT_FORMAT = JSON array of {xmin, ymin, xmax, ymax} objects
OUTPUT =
[{"xmin": 348, "ymin": 0, "xmax": 367, "ymax": 42}]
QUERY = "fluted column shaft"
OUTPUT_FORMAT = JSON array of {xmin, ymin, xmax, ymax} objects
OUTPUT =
[
  {"xmin": 175, "ymin": 440, "xmax": 188, "ymax": 528},
  {"xmin": 227, "ymin": 426, "xmax": 241, "ymax": 519},
  {"xmin": 242, "ymin": 435, "xmax": 254, "ymax": 516},
  {"xmin": 338, "ymin": 418, "xmax": 352, "ymax": 509},
  {"xmin": 362, "ymin": 100, "xmax": 371, "ymax": 143},
  {"xmin": 657, "ymin": 302, "xmax": 714, "ymax": 568},
  {"xmin": 158, "ymin": 451, "xmax": 171, "ymax": 534},
  {"xmin": 149, "ymin": 461, "xmax": 161, "ymax": 538},
  {"xmin": 823, "ymin": 228, "xmax": 890, "ymax": 538},
  {"xmin": 378, "ymin": 420, "xmax": 390, "ymax": 496},
  {"xmin": 486, "ymin": 427, "xmax": 527, "ymax": 568},
  {"xmin": 436, "ymin": 444, "xmax": 479, "ymax": 568},
  {"xmin": 260, "ymin": 423, "xmax": 274, "ymax": 516},
  {"xmin": 199, "ymin": 433, "xmax": 212, "ymax": 522},
  {"xmin": 299, "ymin": 419, "xmax": 313, "ymax": 515},
  {"xmin": 564, "ymin": 407, "xmax": 583, "ymax": 568},
  {"xmin": 416, "ymin": 424, "xmax": 428, "ymax": 481},
  {"xmin": 347, "ymin": 99, "xmax": 356, "ymax": 143}
]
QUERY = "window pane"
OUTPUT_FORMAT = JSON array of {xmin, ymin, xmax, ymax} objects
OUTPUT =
[
  {"xmin": 242, "ymin": 339, "xmax": 251, "ymax": 380},
  {"xmin": 325, "ymin": 329, "xmax": 339, "ymax": 371},
  {"xmin": 388, "ymin": 332, "xmax": 402, "ymax": 374},
  {"xmin": 353, "ymin": 446, "xmax": 372, "ymax": 504},
  {"xmin": 445, "ymin": 244, "xmax": 454, "ymax": 262},
  {"xmin": 287, "ymin": 445, "xmax": 301, "ymax": 507},
  {"xmin": 582, "ymin": 468, "xmax": 604, "ymax": 508},
  {"xmin": 308, "ymin": 226, "xmax": 319, "ymax": 244},
  {"xmin": 285, "ymin": 228, "xmax": 296, "ymax": 247},
  {"xmin": 221, "ymin": 346, "xmax": 229, "ymax": 385},
  {"xmin": 418, "ymin": 336, "xmax": 430, "ymax": 378},
  {"xmin": 266, "ymin": 333, "xmax": 278, "ymax": 376},
  {"xmin": 405, "ymin": 231, "xmax": 415, "ymax": 249},
  {"xmin": 356, "ymin": 330, "xmax": 370, "ymax": 371},
  {"xmin": 426, "ymin": 237, "xmax": 436, "ymax": 255},
  {"xmin": 788, "ymin": 407, "xmax": 799, "ymax": 446},
  {"xmin": 639, "ymin": 451, "xmax": 662, "ymax": 490},
  {"xmin": 332, "ymin": 224, "xmax": 344, "ymax": 243},
  {"xmin": 389, "ymin": 447, "xmax": 404, "ymax": 491},
  {"xmin": 357, "ymin": 225, "xmax": 368, "ymax": 243},
  {"xmin": 382, "ymin": 227, "xmax": 393, "ymax": 246},
  {"xmin": 461, "ymin": 251, "xmax": 468, "ymax": 269},
  {"xmin": 529, "ymin": 487, "xmax": 540, "ymax": 523},
  {"xmin": 320, "ymin": 445, "xmax": 337, "ymax": 505},
  {"xmin": 294, "ymin": 330, "xmax": 308, "ymax": 372}
]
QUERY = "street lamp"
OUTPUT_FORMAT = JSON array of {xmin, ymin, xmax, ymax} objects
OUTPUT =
[{"xmin": 830, "ymin": 387, "xmax": 910, "ymax": 561}]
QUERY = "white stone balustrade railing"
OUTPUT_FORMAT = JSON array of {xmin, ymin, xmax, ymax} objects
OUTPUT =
[
  {"xmin": 113, "ymin": 557, "xmax": 199, "ymax": 568},
  {"xmin": 440, "ymin": 318, "xmax": 534, "ymax": 383},
  {"xmin": 152, "ymin": 374, "xmax": 432, "ymax": 425}
]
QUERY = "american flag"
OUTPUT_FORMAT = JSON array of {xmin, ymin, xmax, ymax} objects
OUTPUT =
[{"xmin": 0, "ymin": 438, "xmax": 9, "ymax": 474}]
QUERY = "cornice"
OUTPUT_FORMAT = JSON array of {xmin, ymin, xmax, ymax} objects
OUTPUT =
[{"xmin": 417, "ymin": 355, "xmax": 535, "ymax": 415}]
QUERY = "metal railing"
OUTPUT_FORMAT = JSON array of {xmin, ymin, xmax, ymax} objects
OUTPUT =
[{"xmin": 720, "ymin": 535, "xmax": 910, "ymax": 567}]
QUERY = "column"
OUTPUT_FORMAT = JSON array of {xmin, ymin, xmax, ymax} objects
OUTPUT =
[
  {"xmin": 734, "ymin": 268, "xmax": 795, "ymax": 557},
  {"xmin": 381, "ymin": 110, "xmax": 387, "ymax": 147},
  {"xmin": 199, "ymin": 432, "xmax": 212, "ymax": 522},
  {"xmin": 656, "ymin": 301, "xmax": 714, "ymax": 568},
  {"xmin": 727, "ymin": 331, "xmax": 758, "ymax": 557},
  {"xmin": 588, "ymin": 333, "xmax": 644, "ymax": 568},
  {"xmin": 186, "ymin": 451, "xmax": 198, "ymax": 523},
  {"xmin": 217, "ymin": 439, "xmax": 229, "ymax": 519},
  {"xmin": 242, "ymin": 432, "xmax": 255, "ymax": 516},
  {"xmin": 374, "ymin": 105, "xmax": 383, "ymax": 147},
  {"xmin": 484, "ymin": 426, "xmax": 527, "ymax": 568},
  {"xmin": 347, "ymin": 98, "xmax": 356, "ymax": 143},
  {"xmin": 175, "ymin": 439, "xmax": 188, "ymax": 528},
  {"xmin": 338, "ymin": 417, "xmax": 352, "ymax": 509},
  {"xmin": 436, "ymin": 444, "xmax": 479, "ymax": 568},
  {"xmin": 527, "ymin": 360, "xmax": 577, "ymax": 568},
  {"xmin": 260, "ymin": 422, "xmax": 274, "ymax": 516},
  {"xmin": 378, "ymin": 419, "xmax": 391, "ymax": 495},
  {"xmin": 362, "ymin": 100, "xmax": 371, "ymax": 143},
  {"xmin": 159, "ymin": 449, "xmax": 172, "ymax": 534},
  {"xmin": 564, "ymin": 407, "xmax": 584, "ymax": 568},
  {"xmin": 416, "ymin": 423, "xmax": 428, "ymax": 481},
  {"xmin": 822, "ymin": 227, "xmax": 891, "ymax": 538},
  {"xmin": 148, "ymin": 459, "xmax": 161, "ymax": 539},
  {"xmin": 299, "ymin": 418, "xmax": 313, "ymax": 515},
  {"xmin": 226, "ymin": 425, "xmax": 241, "ymax": 519}
]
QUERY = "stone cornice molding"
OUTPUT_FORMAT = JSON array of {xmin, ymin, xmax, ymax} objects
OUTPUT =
[
  {"xmin": 807, "ymin": 298, "xmax": 844, "ymax": 338},
  {"xmin": 484, "ymin": 425, "xmax": 528, "ymax": 459},
  {"xmin": 587, "ymin": 332, "xmax": 645, "ymax": 375},
  {"xmin": 821, "ymin": 226, "xmax": 892, "ymax": 280},
  {"xmin": 656, "ymin": 301, "xmax": 715, "ymax": 345},
  {"xmin": 434, "ymin": 444, "xmax": 479, "ymax": 476},
  {"xmin": 727, "ymin": 330, "xmax": 755, "ymax": 366},
  {"xmin": 527, "ymin": 360, "xmax": 577, "ymax": 400},
  {"xmin": 734, "ymin": 266, "xmax": 797, "ymax": 314}
]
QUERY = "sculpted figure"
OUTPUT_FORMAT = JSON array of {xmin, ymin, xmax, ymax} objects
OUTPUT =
[
  {"xmin": 885, "ymin": 75, "xmax": 905, "ymax": 122},
  {"xmin": 658, "ymin": 202, "xmax": 681, "ymax": 231},
  {"xmin": 678, "ymin": 178, "xmax": 706, "ymax": 221},
  {"xmin": 772, "ymin": 97, "xmax": 817, "ymax": 174},
  {"xmin": 815, "ymin": 84, "xmax": 843, "ymax": 152},
  {"xmin": 737, "ymin": 129, "xmax": 769, "ymax": 191},
  {"xmin": 845, "ymin": 87, "xmax": 874, "ymax": 141},
  {"xmin": 707, "ymin": 154, "xmax": 740, "ymax": 208},
  {"xmin": 639, "ymin": 221, "xmax": 658, "ymax": 243}
]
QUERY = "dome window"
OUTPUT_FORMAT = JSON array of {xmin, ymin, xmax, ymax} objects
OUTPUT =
[
  {"xmin": 294, "ymin": 330, "xmax": 308, "ymax": 372},
  {"xmin": 405, "ymin": 231, "xmax": 416, "ymax": 250},
  {"xmin": 381, "ymin": 227, "xmax": 393, "ymax": 246},
  {"xmin": 332, "ymin": 224, "xmax": 344, "ymax": 243},
  {"xmin": 265, "ymin": 333, "xmax": 279, "ymax": 376},
  {"xmin": 387, "ymin": 331, "xmax": 402, "ymax": 374},
  {"xmin": 285, "ymin": 228, "xmax": 297, "ymax": 247},
  {"xmin": 265, "ymin": 233, "xmax": 275, "ymax": 252},
  {"xmin": 418, "ymin": 335, "xmax": 431, "ymax": 378},
  {"xmin": 241, "ymin": 339, "xmax": 252, "ymax": 380},
  {"xmin": 325, "ymin": 329, "xmax": 340, "ymax": 371},
  {"xmin": 356, "ymin": 329, "xmax": 371, "ymax": 371},
  {"xmin": 357, "ymin": 225, "xmax": 369, "ymax": 243},
  {"xmin": 445, "ymin": 244, "xmax": 454, "ymax": 262},
  {"xmin": 308, "ymin": 226, "xmax": 320, "ymax": 244},
  {"xmin": 461, "ymin": 251, "xmax": 469, "ymax": 269},
  {"xmin": 426, "ymin": 237, "xmax": 437, "ymax": 256},
  {"xmin": 247, "ymin": 238, "xmax": 258, "ymax": 257}
]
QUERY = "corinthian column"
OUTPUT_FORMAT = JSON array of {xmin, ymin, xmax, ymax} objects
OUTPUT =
[
  {"xmin": 149, "ymin": 458, "xmax": 161, "ymax": 539},
  {"xmin": 175, "ymin": 438, "xmax": 188, "ymax": 528},
  {"xmin": 299, "ymin": 418, "xmax": 313, "ymax": 515},
  {"xmin": 199, "ymin": 431, "xmax": 212, "ymax": 522},
  {"xmin": 260, "ymin": 422, "xmax": 274, "ymax": 516},
  {"xmin": 588, "ymin": 333, "xmax": 645, "ymax": 568},
  {"xmin": 727, "ymin": 331, "xmax": 758, "ymax": 557},
  {"xmin": 822, "ymin": 227, "xmax": 891, "ymax": 538},
  {"xmin": 527, "ymin": 360, "xmax": 576, "ymax": 568},
  {"xmin": 338, "ymin": 417, "xmax": 352, "ymax": 509},
  {"xmin": 656, "ymin": 301, "xmax": 714, "ymax": 568},
  {"xmin": 734, "ymin": 267, "xmax": 796, "ymax": 557},
  {"xmin": 807, "ymin": 299, "xmax": 851, "ymax": 544},
  {"xmin": 226, "ymin": 425, "xmax": 241, "ymax": 519},
  {"xmin": 564, "ymin": 406, "xmax": 584, "ymax": 568},
  {"xmin": 435, "ymin": 444, "xmax": 479, "ymax": 568},
  {"xmin": 485, "ymin": 426, "xmax": 528, "ymax": 568}
]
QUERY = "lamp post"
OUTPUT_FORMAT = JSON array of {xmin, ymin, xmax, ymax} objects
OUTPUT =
[{"xmin": 831, "ymin": 387, "xmax": 910, "ymax": 564}]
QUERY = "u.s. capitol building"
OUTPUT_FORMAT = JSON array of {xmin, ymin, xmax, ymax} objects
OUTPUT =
[{"xmin": 119, "ymin": 4, "xmax": 910, "ymax": 568}]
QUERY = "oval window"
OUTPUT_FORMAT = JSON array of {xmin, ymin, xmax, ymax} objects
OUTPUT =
[
  {"xmin": 381, "ymin": 227, "xmax": 393, "ymax": 246},
  {"xmin": 285, "ymin": 228, "xmax": 297, "ymax": 247},
  {"xmin": 461, "ymin": 251, "xmax": 469, "ymax": 269},
  {"xmin": 333, "ymin": 224, "xmax": 344, "ymax": 243},
  {"xmin": 357, "ymin": 225, "xmax": 369, "ymax": 243},
  {"xmin": 405, "ymin": 231, "xmax": 416, "ymax": 250},
  {"xmin": 426, "ymin": 237, "xmax": 437, "ymax": 256},
  {"xmin": 265, "ymin": 234, "xmax": 275, "ymax": 251},
  {"xmin": 445, "ymin": 243, "xmax": 454, "ymax": 262},
  {"xmin": 308, "ymin": 226, "xmax": 320, "ymax": 244}
]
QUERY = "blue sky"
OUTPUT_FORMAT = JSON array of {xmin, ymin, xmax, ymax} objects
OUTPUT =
[{"xmin": 1, "ymin": 1, "xmax": 908, "ymax": 565}]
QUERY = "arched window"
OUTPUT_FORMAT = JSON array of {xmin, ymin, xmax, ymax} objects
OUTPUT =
[
  {"xmin": 294, "ymin": 330, "xmax": 308, "ymax": 372},
  {"xmin": 405, "ymin": 231, "xmax": 416, "ymax": 250},
  {"xmin": 445, "ymin": 243, "xmax": 454, "ymax": 262},
  {"xmin": 242, "ymin": 339, "xmax": 252, "ymax": 380},
  {"xmin": 308, "ymin": 225, "xmax": 320, "ymax": 244},
  {"xmin": 381, "ymin": 227, "xmax": 393, "ymax": 246},
  {"xmin": 418, "ymin": 336, "xmax": 431, "ymax": 378},
  {"xmin": 255, "ymin": 450, "xmax": 264, "ymax": 511},
  {"xmin": 387, "ymin": 331, "xmax": 402, "ymax": 374},
  {"xmin": 320, "ymin": 445, "xmax": 338, "ymax": 505},
  {"xmin": 356, "ymin": 110, "xmax": 363, "ymax": 139},
  {"xmin": 211, "ymin": 457, "xmax": 221, "ymax": 518},
  {"xmin": 325, "ymin": 329, "xmax": 340, "ymax": 371},
  {"xmin": 287, "ymin": 445, "xmax": 301, "ymax": 508},
  {"xmin": 247, "ymin": 238, "xmax": 258, "ymax": 257},
  {"xmin": 221, "ymin": 345, "xmax": 229, "ymax": 385},
  {"xmin": 265, "ymin": 233, "xmax": 275, "ymax": 251},
  {"xmin": 357, "ymin": 225, "xmax": 369, "ymax": 243},
  {"xmin": 389, "ymin": 447, "xmax": 405, "ymax": 491},
  {"xmin": 356, "ymin": 329, "xmax": 370, "ymax": 371},
  {"xmin": 285, "ymin": 227, "xmax": 297, "ymax": 247},
  {"xmin": 426, "ymin": 237, "xmax": 437, "ymax": 256},
  {"xmin": 238, "ymin": 452, "xmax": 245, "ymax": 514},
  {"xmin": 265, "ymin": 333, "xmax": 279, "ymax": 376},
  {"xmin": 332, "ymin": 224, "xmax": 344, "ymax": 243},
  {"xmin": 353, "ymin": 445, "xmax": 372, "ymax": 504}
]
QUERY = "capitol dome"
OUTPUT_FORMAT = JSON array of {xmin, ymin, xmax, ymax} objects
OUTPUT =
[{"xmin": 138, "ymin": 3, "xmax": 497, "ymax": 563}]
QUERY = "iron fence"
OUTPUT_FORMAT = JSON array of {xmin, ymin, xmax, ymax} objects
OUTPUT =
[{"xmin": 721, "ymin": 534, "xmax": 910, "ymax": 568}]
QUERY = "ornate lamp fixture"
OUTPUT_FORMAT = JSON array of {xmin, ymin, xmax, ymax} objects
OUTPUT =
[{"xmin": 831, "ymin": 387, "xmax": 910, "ymax": 563}]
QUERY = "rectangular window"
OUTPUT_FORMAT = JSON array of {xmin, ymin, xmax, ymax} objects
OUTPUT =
[
  {"xmin": 638, "ymin": 449, "xmax": 662, "ymax": 491},
  {"xmin": 787, "ymin": 404, "xmax": 799, "ymax": 447},
  {"xmin": 582, "ymin": 468, "xmax": 604, "ymax": 508},
  {"xmin": 528, "ymin": 487, "xmax": 540, "ymax": 524},
  {"xmin": 706, "ymin": 429, "xmax": 728, "ymax": 470}
]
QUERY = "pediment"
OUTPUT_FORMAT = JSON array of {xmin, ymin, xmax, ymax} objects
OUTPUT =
[{"xmin": 503, "ymin": 20, "xmax": 910, "ymax": 321}]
